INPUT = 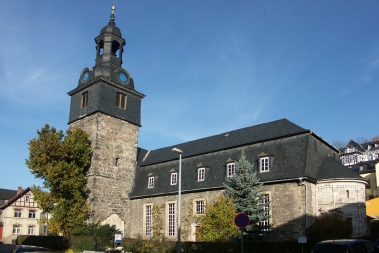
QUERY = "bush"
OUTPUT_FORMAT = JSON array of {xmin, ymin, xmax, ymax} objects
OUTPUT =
[
  {"xmin": 69, "ymin": 236, "xmax": 94, "ymax": 252},
  {"xmin": 370, "ymin": 220, "xmax": 379, "ymax": 235},
  {"xmin": 16, "ymin": 235, "xmax": 70, "ymax": 250}
]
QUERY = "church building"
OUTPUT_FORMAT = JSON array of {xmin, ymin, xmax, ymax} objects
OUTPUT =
[{"xmin": 67, "ymin": 7, "xmax": 368, "ymax": 241}]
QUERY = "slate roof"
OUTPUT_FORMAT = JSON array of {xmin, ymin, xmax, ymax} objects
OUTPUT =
[
  {"xmin": 137, "ymin": 119, "xmax": 310, "ymax": 167},
  {"xmin": 0, "ymin": 187, "xmax": 31, "ymax": 209},
  {"xmin": 131, "ymin": 119, "xmax": 365, "ymax": 199},
  {"xmin": 0, "ymin": 188, "xmax": 17, "ymax": 206},
  {"xmin": 316, "ymin": 156, "xmax": 365, "ymax": 181}
]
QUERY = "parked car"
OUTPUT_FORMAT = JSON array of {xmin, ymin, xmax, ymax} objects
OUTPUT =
[
  {"xmin": 311, "ymin": 239, "xmax": 379, "ymax": 253},
  {"xmin": 11, "ymin": 245, "xmax": 53, "ymax": 253},
  {"xmin": 374, "ymin": 238, "xmax": 379, "ymax": 248}
]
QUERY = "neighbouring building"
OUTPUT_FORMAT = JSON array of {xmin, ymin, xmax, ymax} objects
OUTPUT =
[
  {"xmin": 66, "ymin": 6, "xmax": 368, "ymax": 241},
  {"xmin": 339, "ymin": 139, "xmax": 379, "ymax": 200},
  {"xmin": 0, "ymin": 187, "xmax": 46, "ymax": 243},
  {"xmin": 339, "ymin": 139, "xmax": 379, "ymax": 168}
]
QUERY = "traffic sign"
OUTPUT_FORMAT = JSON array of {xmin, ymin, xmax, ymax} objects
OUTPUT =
[{"xmin": 234, "ymin": 213, "xmax": 250, "ymax": 228}]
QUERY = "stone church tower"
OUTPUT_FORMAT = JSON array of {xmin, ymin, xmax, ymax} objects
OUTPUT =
[{"xmin": 67, "ymin": 7, "xmax": 144, "ymax": 236}]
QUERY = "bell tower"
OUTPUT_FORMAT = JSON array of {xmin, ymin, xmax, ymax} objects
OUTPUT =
[{"xmin": 67, "ymin": 6, "xmax": 144, "ymax": 236}]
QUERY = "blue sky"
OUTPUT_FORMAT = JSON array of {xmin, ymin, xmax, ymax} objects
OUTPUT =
[{"xmin": 1, "ymin": 1, "xmax": 378, "ymax": 190}]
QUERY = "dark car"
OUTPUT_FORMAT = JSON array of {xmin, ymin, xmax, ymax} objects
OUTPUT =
[
  {"xmin": 11, "ymin": 245, "xmax": 53, "ymax": 253},
  {"xmin": 374, "ymin": 238, "xmax": 379, "ymax": 248},
  {"xmin": 311, "ymin": 239, "xmax": 379, "ymax": 253}
]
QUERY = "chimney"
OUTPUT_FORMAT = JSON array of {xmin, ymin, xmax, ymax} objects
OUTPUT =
[
  {"xmin": 373, "ymin": 138, "xmax": 379, "ymax": 142},
  {"xmin": 17, "ymin": 186, "xmax": 22, "ymax": 193}
]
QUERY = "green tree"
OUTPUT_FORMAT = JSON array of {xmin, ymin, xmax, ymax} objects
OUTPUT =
[
  {"xmin": 308, "ymin": 208, "xmax": 352, "ymax": 242},
  {"xmin": 196, "ymin": 195, "xmax": 239, "ymax": 241},
  {"xmin": 26, "ymin": 124, "xmax": 92, "ymax": 236},
  {"xmin": 224, "ymin": 152, "xmax": 270, "ymax": 232}
]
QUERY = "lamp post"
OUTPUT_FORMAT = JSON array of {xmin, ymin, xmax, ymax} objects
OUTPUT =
[{"xmin": 171, "ymin": 148, "xmax": 182, "ymax": 253}]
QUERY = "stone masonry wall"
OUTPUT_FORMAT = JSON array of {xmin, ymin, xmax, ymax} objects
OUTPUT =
[
  {"xmin": 316, "ymin": 181, "xmax": 367, "ymax": 237},
  {"xmin": 70, "ymin": 112, "xmax": 139, "ymax": 237},
  {"xmin": 130, "ymin": 181, "xmax": 317, "ymax": 241},
  {"xmin": 263, "ymin": 181, "xmax": 315, "ymax": 240}
]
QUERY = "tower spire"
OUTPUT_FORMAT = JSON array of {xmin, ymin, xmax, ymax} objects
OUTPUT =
[{"xmin": 110, "ymin": 5, "xmax": 116, "ymax": 23}]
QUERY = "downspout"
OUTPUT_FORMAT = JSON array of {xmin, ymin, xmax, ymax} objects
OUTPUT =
[
  {"xmin": 298, "ymin": 178, "xmax": 308, "ymax": 230},
  {"xmin": 357, "ymin": 186, "xmax": 361, "ymax": 236}
]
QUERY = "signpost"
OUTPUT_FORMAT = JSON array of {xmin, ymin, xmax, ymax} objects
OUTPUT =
[
  {"xmin": 298, "ymin": 236, "xmax": 307, "ymax": 253},
  {"xmin": 235, "ymin": 214, "xmax": 250, "ymax": 253},
  {"xmin": 114, "ymin": 233, "xmax": 123, "ymax": 244}
]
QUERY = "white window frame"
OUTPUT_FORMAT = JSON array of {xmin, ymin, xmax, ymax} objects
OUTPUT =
[
  {"xmin": 194, "ymin": 199, "xmax": 205, "ymax": 215},
  {"xmin": 29, "ymin": 210, "xmax": 36, "ymax": 218},
  {"xmin": 167, "ymin": 202, "xmax": 176, "ymax": 237},
  {"xmin": 14, "ymin": 209, "xmax": 22, "ymax": 218},
  {"xmin": 13, "ymin": 225, "xmax": 21, "ymax": 234},
  {"xmin": 226, "ymin": 163, "xmax": 235, "ymax": 178},
  {"xmin": 198, "ymin": 168, "xmax": 205, "ymax": 181},
  {"xmin": 170, "ymin": 173, "xmax": 177, "ymax": 185},
  {"xmin": 144, "ymin": 204, "xmax": 153, "ymax": 237},
  {"xmin": 260, "ymin": 157, "xmax": 270, "ymax": 172},
  {"xmin": 148, "ymin": 177, "xmax": 154, "ymax": 188},
  {"xmin": 28, "ymin": 226, "xmax": 35, "ymax": 235},
  {"xmin": 259, "ymin": 194, "xmax": 270, "ymax": 231},
  {"xmin": 25, "ymin": 195, "xmax": 30, "ymax": 202}
]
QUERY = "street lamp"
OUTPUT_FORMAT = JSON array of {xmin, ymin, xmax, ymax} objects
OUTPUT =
[{"xmin": 171, "ymin": 148, "xmax": 182, "ymax": 253}]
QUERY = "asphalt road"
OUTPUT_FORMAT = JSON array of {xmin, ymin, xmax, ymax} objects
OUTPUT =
[{"xmin": 0, "ymin": 244, "xmax": 15, "ymax": 253}]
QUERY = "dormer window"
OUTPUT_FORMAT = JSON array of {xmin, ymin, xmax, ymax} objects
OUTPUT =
[
  {"xmin": 148, "ymin": 176, "xmax": 154, "ymax": 189},
  {"xmin": 226, "ymin": 163, "xmax": 235, "ymax": 178},
  {"xmin": 258, "ymin": 152, "xmax": 273, "ymax": 173},
  {"xmin": 170, "ymin": 172, "xmax": 177, "ymax": 185},
  {"xmin": 198, "ymin": 168, "xmax": 205, "ymax": 181},
  {"xmin": 260, "ymin": 157, "xmax": 270, "ymax": 172}
]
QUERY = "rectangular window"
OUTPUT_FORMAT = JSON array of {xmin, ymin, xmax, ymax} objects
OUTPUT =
[
  {"xmin": 170, "ymin": 173, "xmax": 177, "ymax": 185},
  {"xmin": 148, "ymin": 177, "xmax": 154, "ymax": 188},
  {"xmin": 14, "ymin": 209, "xmax": 22, "ymax": 218},
  {"xmin": 29, "ymin": 210, "xmax": 36, "ymax": 218},
  {"xmin": 168, "ymin": 203, "xmax": 175, "ymax": 237},
  {"xmin": 195, "ymin": 200, "xmax": 205, "ymax": 214},
  {"xmin": 28, "ymin": 226, "xmax": 34, "ymax": 235},
  {"xmin": 260, "ymin": 157, "xmax": 270, "ymax": 172},
  {"xmin": 13, "ymin": 225, "xmax": 21, "ymax": 234},
  {"xmin": 198, "ymin": 168, "xmax": 205, "ymax": 181},
  {"xmin": 81, "ymin": 92, "xmax": 88, "ymax": 108},
  {"xmin": 227, "ymin": 163, "xmax": 235, "ymax": 178},
  {"xmin": 145, "ymin": 205, "xmax": 152, "ymax": 237},
  {"xmin": 116, "ymin": 93, "xmax": 127, "ymax": 110},
  {"xmin": 25, "ymin": 195, "xmax": 30, "ymax": 202},
  {"xmin": 259, "ymin": 194, "xmax": 270, "ymax": 231}
]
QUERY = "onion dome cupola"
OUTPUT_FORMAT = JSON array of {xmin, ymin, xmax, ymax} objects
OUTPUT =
[{"xmin": 68, "ymin": 6, "xmax": 145, "ymax": 126}]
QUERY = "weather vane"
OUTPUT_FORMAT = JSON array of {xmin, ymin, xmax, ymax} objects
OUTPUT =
[{"xmin": 112, "ymin": 0, "xmax": 117, "ymax": 14}]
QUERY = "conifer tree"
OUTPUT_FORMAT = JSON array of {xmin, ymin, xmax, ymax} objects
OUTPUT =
[
  {"xmin": 224, "ymin": 151, "xmax": 270, "ymax": 232},
  {"xmin": 26, "ymin": 124, "xmax": 92, "ymax": 236}
]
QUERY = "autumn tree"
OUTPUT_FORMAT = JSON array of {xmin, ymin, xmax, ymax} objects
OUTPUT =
[
  {"xmin": 224, "ymin": 152, "xmax": 270, "ymax": 233},
  {"xmin": 26, "ymin": 124, "xmax": 92, "ymax": 236},
  {"xmin": 195, "ymin": 195, "xmax": 239, "ymax": 241}
]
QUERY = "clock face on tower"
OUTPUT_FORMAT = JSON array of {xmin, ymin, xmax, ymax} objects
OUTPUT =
[
  {"xmin": 119, "ymin": 72, "xmax": 128, "ymax": 83},
  {"xmin": 82, "ymin": 71, "xmax": 90, "ymax": 82}
]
